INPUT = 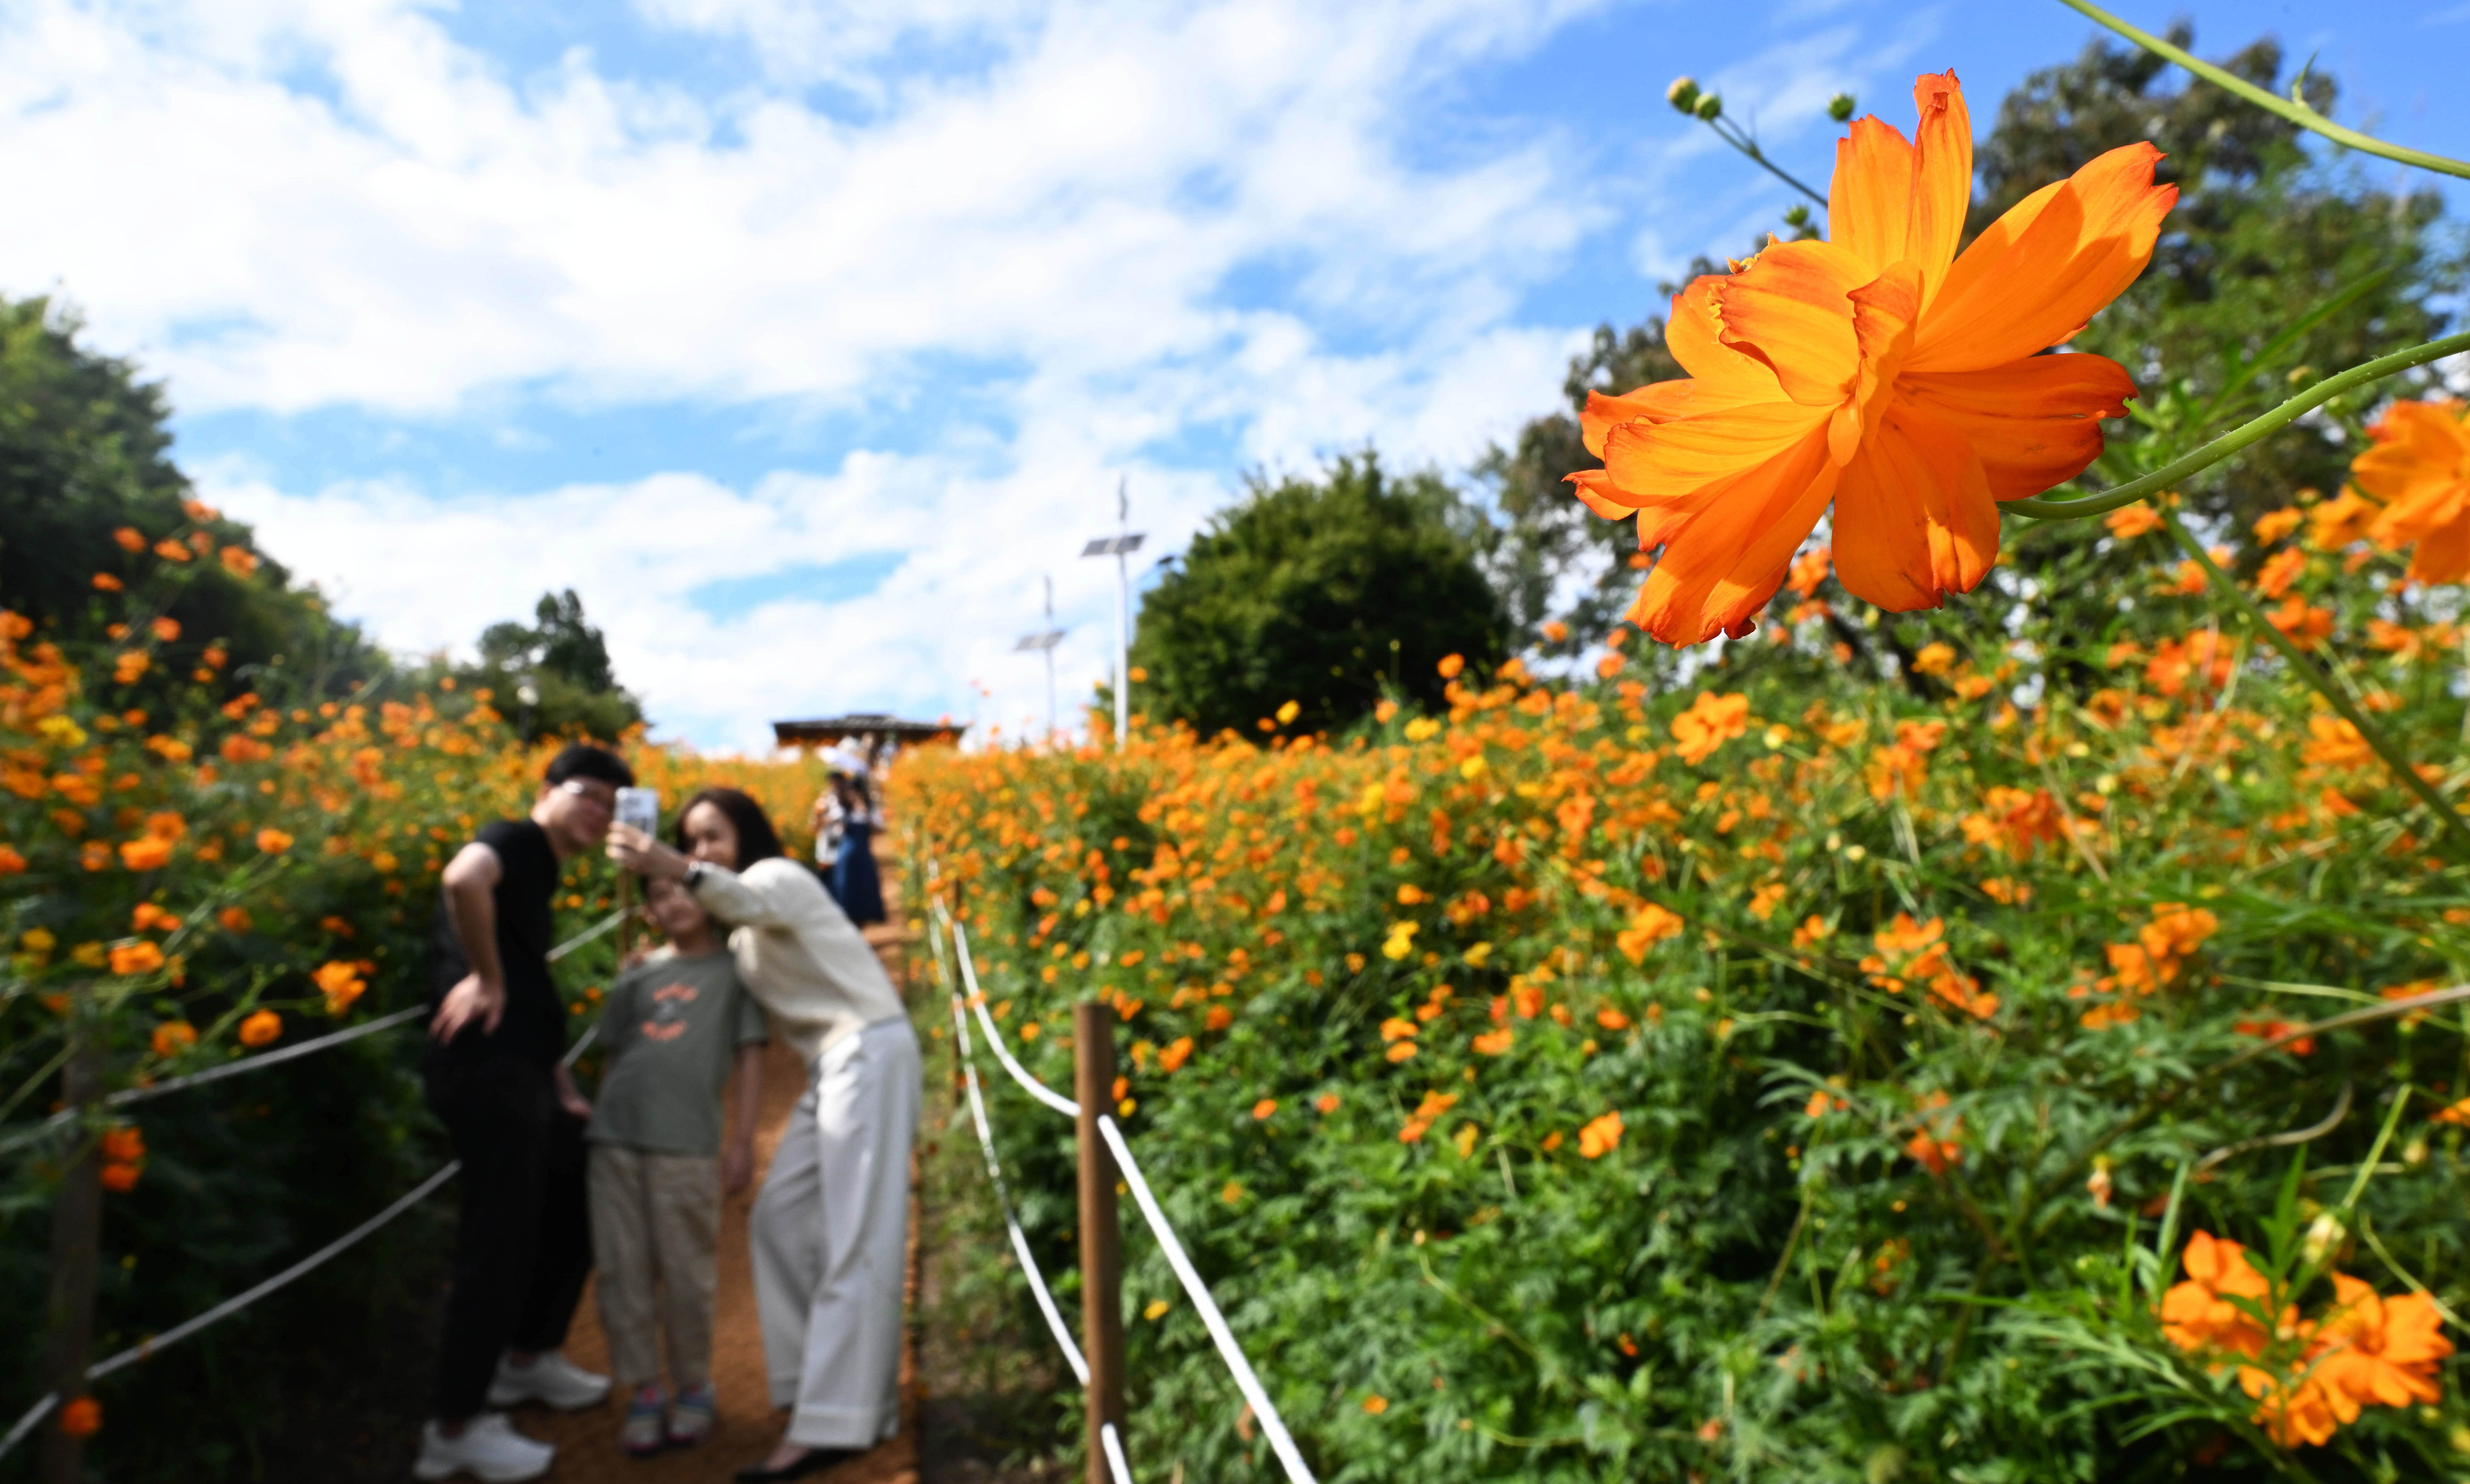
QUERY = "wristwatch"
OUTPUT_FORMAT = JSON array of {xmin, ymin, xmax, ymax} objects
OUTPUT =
[{"xmin": 683, "ymin": 861, "xmax": 707, "ymax": 891}]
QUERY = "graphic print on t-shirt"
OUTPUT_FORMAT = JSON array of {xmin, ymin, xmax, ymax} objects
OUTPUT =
[{"xmin": 642, "ymin": 982, "xmax": 697, "ymax": 1043}]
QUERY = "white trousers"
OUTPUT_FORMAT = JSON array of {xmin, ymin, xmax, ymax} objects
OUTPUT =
[{"xmin": 751, "ymin": 1017, "xmax": 920, "ymax": 1448}]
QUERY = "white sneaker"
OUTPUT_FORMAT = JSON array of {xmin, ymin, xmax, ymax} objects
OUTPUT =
[
  {"xmin": 487, "ymin": 1349, "xmax": 612, "ymax": 1410},
  {"xmin": 414, "ymin": 1414, "xmax": 555, "ymax": 1482}
]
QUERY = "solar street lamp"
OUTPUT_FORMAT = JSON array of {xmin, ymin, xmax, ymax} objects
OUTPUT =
[
  {"xmin": 1013, "ymin": 574, "xmax": 1066, "ymax": 741},
  {"xmin": 1081, "ymin": 479, "xmax": 1145, "ymax": 750}
]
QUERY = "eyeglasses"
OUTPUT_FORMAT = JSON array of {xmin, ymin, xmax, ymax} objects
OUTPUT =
[{"xmin": 560, "ymin": 780, "xmax": 617, "ymax": 809}]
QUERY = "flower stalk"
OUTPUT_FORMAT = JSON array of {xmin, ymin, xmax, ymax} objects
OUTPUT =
[
  {"xmin": 1664, "ymin": 77, "xmax": 1829, "ymax": 209},
  {"xmin": 2056, "ymin": 0, "xmax": 2470, "ymax": 181}
]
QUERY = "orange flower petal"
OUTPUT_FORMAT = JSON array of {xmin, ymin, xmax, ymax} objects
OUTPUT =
[
  {"xmin": 2355, "ymin": 401, "xmax": 2470, "ymax": 506},
  {"xmin": 1580, "ymin": 377, "xmax": 1770, "ymax": 458},
  {"xmin": 1897, "ymin": 353, "xmax": 2135, "ymax": 499},
  {"xmin": 1904, "ymin": 71, "xmax": 1972, "ymax": 305},
  {"xmin": 1828, "ymin": 115, "xmax": 1916, "ymax": 273},
  {"xmin": 1830, "ymin": 402, "xmax": 1996, "ymax": 611},
  {"xmin": 2356, "ymin": 402, "xmax": 2470, "ymax": 581},
  {"xmin": 1664, "ymin": 274, "xmax": 1781, "ymax": 397},
  {"xmin": 1911, "ymin": 142, "xmax": 2175, "ymax": 373},
  {"xmin": 1625, "ymin": 428, "xmax": 1840, "ymax": 643},
  {"xmin": 1711, "ymin": 240, "xmax": 1871, "ymax": 407},
  {"xmin": 1846, "ymin": 261, "xmax": 1925, "ymax": 461},
  {"xmin": 1597, "ymin": 399, "xmax": 1831, "ymax": 510},
  {"xmin": 1565, "ymin": 468, "xmax": 1638, "ymax": 520}
]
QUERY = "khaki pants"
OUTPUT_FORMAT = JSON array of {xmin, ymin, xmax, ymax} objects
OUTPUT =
[
  {"xmin": 751, "ymin": 1019, "xmax": 920, "ymax": 1448},
  {"xmin": 587, "ymin": 1143, "xmax": 719, "ymax": 1390}
]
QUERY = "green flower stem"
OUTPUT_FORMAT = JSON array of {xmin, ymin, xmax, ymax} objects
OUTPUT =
[
  {"xmin": 2004, "ymin": 329, "xmax": 2470, "ymax": 520},
  {"xmin": 1699, "ymin": 115, "xmax": 1828, "ymax": 209},
  {"xmin": 2055, "ymin": 0, "xmax": 2470, "ymax": 181},
  {"xmin": 2161, "ymin": 509, "xmax": 2470, "ymax": 862}
]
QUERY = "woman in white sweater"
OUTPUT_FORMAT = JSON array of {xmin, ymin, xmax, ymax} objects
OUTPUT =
[{"xmin": 608, "ymin": 787, "xmax": 917, "ymax": 1482}]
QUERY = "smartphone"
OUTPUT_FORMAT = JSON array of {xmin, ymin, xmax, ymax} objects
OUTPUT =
[{"xmin": 614, "ymin": 786, "xmax": 661, "ymax": 836}]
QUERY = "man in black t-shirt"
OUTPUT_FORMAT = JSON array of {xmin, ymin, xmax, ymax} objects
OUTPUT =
[{"xmin": 415, "ymin": 744, "xmax": 632, "ymax": 1484}]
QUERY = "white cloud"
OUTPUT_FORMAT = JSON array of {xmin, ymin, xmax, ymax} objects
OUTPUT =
[
  {"xmin": 3, "ymin": 0, "xmax": 1629, "ymax": 749},
  {"xmin": 0, "ymin": 0, "xmax": 1608, "ymax": 417}
]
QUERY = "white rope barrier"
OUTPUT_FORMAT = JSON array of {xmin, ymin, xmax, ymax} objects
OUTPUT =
[
  {"xmin": 1101, "ymin": 1420, "xmax": 1135, "ymax": 1484},
  {"xmin": 1099, "ymin": 1114, "xmax": 1316, "ymax": 1484},
  {"xmin": 0, "ymin": 1161, "xmax": 463, "ymax": 1461},
  {"xmin": 949, "ymin": 920, "xmax": 1080, "ymax": 1119},
  {"xmin": 109, "ymin": 1006, "xmax": 429, "ymax": 1106},
  {"xmin": 546, "ymin": 909, "xmax": 628, "ymax": 963},
  {"xmin": 2, "ymin": 911, "xmax": 627, "ymax": 1152},
  {"xmin": 0, "ymin": 909, "xmax": 626, "ymax": 1457},
  {"xmin": 950, "ymin": 990, "xmax": 1088, "ymax": 1385}
]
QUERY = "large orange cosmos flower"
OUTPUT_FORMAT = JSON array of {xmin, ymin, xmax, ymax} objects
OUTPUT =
[
  {"xmin": 2308, "ymin": 1273, "xmax": 2452, "ymax": 1410},
  {"xmin": 2355, "ymin": 398, "xmax": 2470, "ymax": 582},
  {"xmin": 1572, "ymin": 72, "xmax": 2175, "ymax": 643}
]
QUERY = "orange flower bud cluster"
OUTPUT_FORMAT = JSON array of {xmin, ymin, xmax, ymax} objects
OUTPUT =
[
  {"xmin": 99, "ymin": 1125, "xmax": 145, "ymax": 1192},
  {"xmin": 2074, "ymin": 902, "xmax": 2217, "ymax": 1029},
  {"xmin": 1861, "ymin": 914, "xmax": 1995, "ymax": 1019},
  {"xmin": 1397, "ymin": 1091, "xmax": 1457, "ymax": 1144}
]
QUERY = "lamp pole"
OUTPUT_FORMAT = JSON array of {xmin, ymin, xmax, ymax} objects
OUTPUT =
[
  {"xmin": 1013, "ymin": 575, "xmax": 1066, "ymax": 743},
  {"xmin": 1081, "ymin": 479, "xmax": 1145, "ymax": 751}
]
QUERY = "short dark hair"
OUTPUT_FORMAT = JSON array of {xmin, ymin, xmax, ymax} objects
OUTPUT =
[
  {"xmin": 544, "ymin": 743, "xmax": 634, "ymax": 789},
  {"xmin": 674, "ymin": 786, "xmax": 784, "ymax": 870}
]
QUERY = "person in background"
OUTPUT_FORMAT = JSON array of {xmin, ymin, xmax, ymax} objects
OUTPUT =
[
  {"xmin": 586, "ymin": 874, "xmax": 767, "ymax": 1457},
  {"xmin": 823, "ymin": 754, "xmax": 885, "ymax": 928},
  {"xmin": 608, "ymin": 786, "xmax": 917, "ymax": 1483},
  {"xmin": 417, "ymin": 744, "xmax": 630, "ymax": 1484}
]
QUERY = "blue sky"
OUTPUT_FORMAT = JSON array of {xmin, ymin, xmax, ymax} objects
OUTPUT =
[{"xmin": 2, "ymin": 0, "xmax": 2463, "ymax": 750}]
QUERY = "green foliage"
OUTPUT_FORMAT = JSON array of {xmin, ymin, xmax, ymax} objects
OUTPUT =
[
  {"xmin": 1130, "ymin": 454, "xmax": 1509, "ymax": 738},
  {"xmin": 906, "ymin": 531, "xmax": 2470, "ymax": 1478},
  {"xmin": 0, "ymin": 296, "xmax": 390, "ymax": 701}
]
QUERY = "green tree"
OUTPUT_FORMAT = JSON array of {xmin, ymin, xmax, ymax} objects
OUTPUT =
[
  {"xmin": 450, "ymin": 589, "xmax": 643, "ymax": 741},
  {"xmin": 0, "ymin": 296, "xmax": 388, "ymax": 698},
  {"xmin": 1130, "ymin": 454, "xmax": 1509, "ymax": 736},
  {"xmin": 1474, "ymin": 318, "xmax": 1684, "ymax": 656}
]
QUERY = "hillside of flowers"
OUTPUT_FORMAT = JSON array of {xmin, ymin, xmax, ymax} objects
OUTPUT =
[
  {"xmin": 900, "ymin": 488, "xmax": 2470, "ymax": 1480},
  {"xmin": 0, "ymin": 509, "xmax": 834, "ymax": 1476}
]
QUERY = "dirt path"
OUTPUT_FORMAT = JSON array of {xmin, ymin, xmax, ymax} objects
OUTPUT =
[{"xmin": 510, "ymin": 920, "xmax": 923, "ymax": 1484}]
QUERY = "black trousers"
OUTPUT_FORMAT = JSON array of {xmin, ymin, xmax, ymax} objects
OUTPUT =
[{"xmin": 424, "ymin": 1056, "xmax": 593, "ymax": 1420}]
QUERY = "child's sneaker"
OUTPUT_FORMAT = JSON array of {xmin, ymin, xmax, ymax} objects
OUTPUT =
[
  {"xmin": 666, "ymin": 1382, "xmax": 716, "ymax": 1448},
  {"xmin": 620, "ymin": 1385, "xmax": 667, "ymax": 1458},
  {"xmin": 489, "ymin": 1350, "xmax": 611, "ymax": 1411}
]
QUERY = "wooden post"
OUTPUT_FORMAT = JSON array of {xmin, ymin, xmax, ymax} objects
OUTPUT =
[
  {"xmin": 1073, "ymin": 1001, "xmax": 1125, "ymax": 1483},
  {"xmin": 41, "ymin": 1024, "xmax": 103, "ymax": 1484}
]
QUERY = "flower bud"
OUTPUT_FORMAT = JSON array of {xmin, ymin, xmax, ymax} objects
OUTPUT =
[
  {"xmin": 1782, "ymin": 204, "xmax": 1811, "ymax": 229},
  {"xmin": 1828, "ymin": 91, "xmax": 1857, "ymax": 123},
  {"xmin": 1693, "ymin": 93, "xmax": 1723, "ymax": 122},
  {"xmin": 1666, "ymin": 77, "xmax": 1701, "ymax": 112},
  {"xmin": 2302, "ymin": 1210, "xmax": 2346, "ymax": 1267}
]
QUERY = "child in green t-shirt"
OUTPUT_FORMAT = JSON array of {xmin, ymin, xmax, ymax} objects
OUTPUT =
[{"xmin": 585, "ymin": 875, "xmax": 766, "ymax": 1456}]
